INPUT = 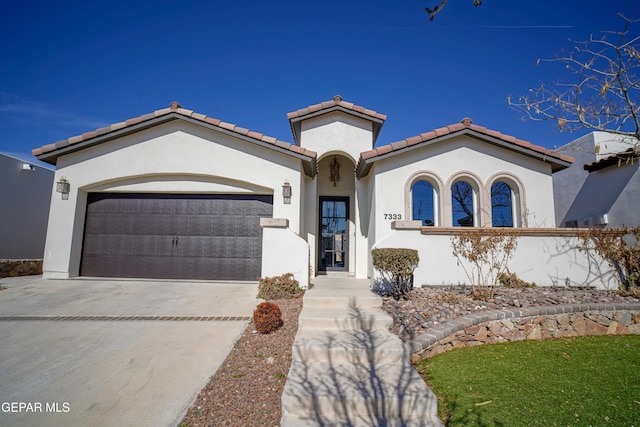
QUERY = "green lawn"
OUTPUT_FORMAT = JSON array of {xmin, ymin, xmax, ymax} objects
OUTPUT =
[{"xmin": 415, "ymin": 335, "xmax": 640, "ymax": 426}]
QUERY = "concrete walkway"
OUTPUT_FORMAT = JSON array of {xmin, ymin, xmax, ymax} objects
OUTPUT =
[
  {"xmin": 0, "ymin": 276, "xmax": 259, "ymax": 427},
  {"xmin": 281, "ymin": 275, "xmax": 443, "ymax": 426}
]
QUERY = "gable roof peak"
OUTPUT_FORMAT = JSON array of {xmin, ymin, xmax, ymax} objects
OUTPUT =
[
  {"xmin": 32, "ymin": 103, "xmax": 317, "ymax": 176},
  {"xmin": 287, "ymin": 95, "xmax": 387, "ymax": 145},
  {"xmin": 356, "ymin": 118, "xmax": 575, "ymax": 177}
]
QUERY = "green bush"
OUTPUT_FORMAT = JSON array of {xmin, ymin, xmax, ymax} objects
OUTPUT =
[
  {"xmin": 257, "ymin": 273, "xmax": 304, "ymax": 300},
  {"xmin": 371, "ymin": 248, "xmax": 419, "ymax": 300},
  {"xmin": 253, "ymin": 301, "xmax": 283, "ymax": 334}
]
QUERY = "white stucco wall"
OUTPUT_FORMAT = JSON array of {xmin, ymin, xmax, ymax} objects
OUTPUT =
[
  {"xmin": 373, "ymin": 226, "xmax": 617, "ymax": 290},
  {"xmin": 370, "ymin": 136, "xmax": 557, "ymax": 247},
  {"xmin": 260, "ymin": 219, "xmax": 310, "ymax": 288},
  {"xmin": 300, "ymin": 111, "xmax": 374, "ymax": 163},
  {"xmin": 42, "ymin": 120, "xmax": 305, "ymax": 278},
  {"xmin": 0, "ymin": 154, "xmax": 54, "ymax": 259},
  {"xmin": 553, "ymin": 131, "xmax": 638, "ymax": 227}
]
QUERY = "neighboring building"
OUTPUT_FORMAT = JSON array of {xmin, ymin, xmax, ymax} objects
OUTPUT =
[
  {"xmin": 553, "ymin": 131, "xmax": 640, "ymax": 228},
  {"xmin": 35, "ymin": 96, "xmax": 591, "ymax": 287},
  {"xmin": 0, "ymin": 153, "xmax": 54, "ymax": 259}
]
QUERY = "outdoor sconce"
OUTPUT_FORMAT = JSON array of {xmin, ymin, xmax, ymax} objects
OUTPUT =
[
  {"xmin": 330, "ymin": 156, "xmax": 341, "ymax": 187},
  {"xmin": 56, "ymin": 177, "xmax": 70, "ymax": 200},
  {"xmin": 282, "ymin": 180, "xmax": 292, "ymax": 204}
]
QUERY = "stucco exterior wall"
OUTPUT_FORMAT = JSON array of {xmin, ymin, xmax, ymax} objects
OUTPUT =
[
  {"xmin": 606, "ymin": 165, "xmax": 640, "ymax": 227},
  {"xmin": 370, "ymin": 136, "xmax": 557, "ymax": 246},
  {"xmin": 260, "ymin": 219, "xmax": 310, "ymax": 288},
  {"xmin": 553, "ymin": 131, "xmax": 638, "ymax": 227},
  {"xmin": 372, "ymin": 226, "xmax": 617, "ymax": 289},
  {"xmin": 563, "ymin": 162, "xmax": 640, "ymax": 228},
  {"xmin": 42, "ymin": 120, "xmax": 305, "ymax": 278},
  {"xmin": 0, "ymin": 154, "xmax": 54, "ymax": 259},
  {"xmin": 300, "ymin": 112, "xmax": 373, "ymax": 164}
]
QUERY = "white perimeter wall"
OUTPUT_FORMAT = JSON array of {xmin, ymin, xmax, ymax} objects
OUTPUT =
[{"xmin": 373, "ymin": 225, "xmax": 617, "ymax": 290}]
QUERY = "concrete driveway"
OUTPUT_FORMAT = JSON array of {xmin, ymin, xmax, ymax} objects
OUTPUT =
[{"xmin": 0, "ymin": 276, "xmax": 260, "ymax": 427}]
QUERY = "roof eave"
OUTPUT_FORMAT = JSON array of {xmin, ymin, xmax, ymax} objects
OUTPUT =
[
  {"xmin": 288, "ymin": 105, "xmax": 386, "ymax": 146},
  {"xmin": 36, "ymin": 112, "xmax": 318, "ymax": 176},
  {"xmin": 356, "ymin": 128, "xmax": 573, "ymax": 178}
]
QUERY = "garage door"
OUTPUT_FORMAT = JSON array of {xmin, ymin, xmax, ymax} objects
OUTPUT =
[{"xmin": 80, "ymin": 193, "xmax": 273, "ymax": 280}]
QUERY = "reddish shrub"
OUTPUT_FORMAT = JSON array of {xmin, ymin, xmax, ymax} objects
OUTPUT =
[{"xmin": 253, "ymin": 302, "xmax": 283, "ymax": 334}]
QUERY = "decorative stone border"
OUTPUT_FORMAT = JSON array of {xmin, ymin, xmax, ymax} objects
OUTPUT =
[
  {"xmin": 0, "ymin": 259, "xmax": 43, "ymax": 278},
  {"xmin": 410, "ymin": 303, "xmax": 640, "ymax": 359}
]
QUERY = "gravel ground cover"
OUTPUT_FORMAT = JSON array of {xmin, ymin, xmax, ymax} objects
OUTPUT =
[
  {"xmin": 180, "ymin": 298, "xmax": 302, "ymax": 427},
  {"xmin": 382, "ymin": 286, "xmax": 640, "ymax": 342}
]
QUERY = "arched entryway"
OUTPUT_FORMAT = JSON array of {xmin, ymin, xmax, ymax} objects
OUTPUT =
[{"xmin": 316, "ymin": 154, "xmax": 355, "ymax": 273}]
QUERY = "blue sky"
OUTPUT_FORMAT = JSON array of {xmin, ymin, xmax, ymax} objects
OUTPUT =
[{"xmin": 2, "ymin": 0, "xmax": 639, "ymax": 166}]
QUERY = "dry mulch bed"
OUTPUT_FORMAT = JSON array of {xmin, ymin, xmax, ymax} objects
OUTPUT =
[{"xmin": 180, "ymin": 298, "xmax": 302, "ymax": 427}]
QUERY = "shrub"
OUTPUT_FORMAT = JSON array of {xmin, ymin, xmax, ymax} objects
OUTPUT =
[
  {"xmin": 578, "ymin": 226, "xmax": 640, "ymax": 291},
  {"xmin": 434, "ymin": 291, "xmax": 466, "ymax": 305},
  {"xmin": 257, "ymin": 273, "xmax": 304, "ymax": 300},
  {"xmin": 253, "ymin": 302, "xmax": 283, "ymax": 334},
  {"xmin": 450, "ymin": 229, "xmax": 519, "ymax": 298},
  {"xmin": 371, "ymin": 248, "xmax": 419, "ymax": 300},
  {"xmin": 469, "ymin": 287, "xmax": 494, "ymax": 302},
  {"xmin": 498, "ymin": 270, "xmax": 536, "ymax": 288}
]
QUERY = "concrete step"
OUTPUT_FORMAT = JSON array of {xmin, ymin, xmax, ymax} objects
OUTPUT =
[
  {"xmin": 281, "ymin": 359, "xmax": 441, "ymax": 426},
  {"xmin": 297, "ymin": 306, "xmax": 393, "ymax": 331},
  {"xmin": 303, "ymin": 293, "xmax": 382, "ymax": 309},
  {"xmin": 292, "ymin": 328, "xmax": 408, "ymax": 364}
]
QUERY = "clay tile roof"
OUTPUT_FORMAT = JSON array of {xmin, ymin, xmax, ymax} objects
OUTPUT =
[
  {"xmin": 287, "ymin": 95, "xmax": 387, "ymax": 146},
  {"xmin": 32, "ymin": 102, "xmax": 317, "ymax": 170},
  {"xmin": 584, "ymin": 148, "xmax": 638, "ymax": 172},
  {"xmin": 287, "ymin": 94, "xmax": 387, "ymax": 122},
  {"xmin": 356, "ymin": 117, "xmax": 575, "ymax": 177}
]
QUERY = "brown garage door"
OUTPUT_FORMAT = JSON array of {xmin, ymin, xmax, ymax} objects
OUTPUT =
[{"xmin": 80, "ymin": 193, "xmax": 273, "ymax": 280}]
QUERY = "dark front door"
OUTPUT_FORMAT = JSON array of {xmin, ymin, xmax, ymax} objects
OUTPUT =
[
  {"xmin": 318, "ymin": 197, "xmax": 349, "ymax": 272},
  {"xmin": 80, "ymin": 193, "xmax": 273, "ymax": 280}
]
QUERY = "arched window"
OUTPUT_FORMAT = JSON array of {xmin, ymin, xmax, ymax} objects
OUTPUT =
[
  {"xmin": 451, "ymin": 180, "xmax": 475, "ymax": 227},
  {"xmin": 412, "ymin": 180, "xmax": 435, "ymax": 226},
  {"xmin": 491, "ymin": 181, "xmax": 514, "ymax": 227}
]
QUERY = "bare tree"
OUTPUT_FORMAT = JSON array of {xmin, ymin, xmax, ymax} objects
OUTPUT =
[
  {"xmin": 425, "ymin": 0, "xmax": 482, "ymax": 22},
  {"xmin": 509, "ymin": 15, "xmax": 640, "ymax": 153},
  {"xmin": 452, "ymin": 181, "xmax": 474, "ymax": 226}
]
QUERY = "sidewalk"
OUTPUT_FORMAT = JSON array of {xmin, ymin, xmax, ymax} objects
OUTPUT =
[{"xmin": 281, "ymin": 275, "xmax": 443, "ymax": 426}]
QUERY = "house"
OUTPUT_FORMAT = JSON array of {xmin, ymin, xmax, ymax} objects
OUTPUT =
[
  {"xmin": 36, "ymin": 96, "xmax": 607, "ymax": 288},
  {"xmin": 0, "ymin": 153, "xmax": 54, "ymax": 260},
  {"xmin": 553, "ymin": 131, "xmax": 640, "ymax": 228}
]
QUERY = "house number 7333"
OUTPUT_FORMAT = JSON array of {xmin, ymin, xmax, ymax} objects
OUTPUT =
[{"xmin": 383, "ymin": 214, "xmax": 402, "ymax": 220}]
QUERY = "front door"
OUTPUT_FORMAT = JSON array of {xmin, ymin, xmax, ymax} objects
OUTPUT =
[{"xmin": 318, "ymin": 197, "xmax": 349, "ymax": 272}]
